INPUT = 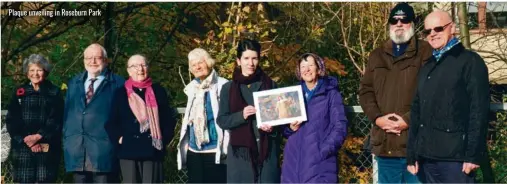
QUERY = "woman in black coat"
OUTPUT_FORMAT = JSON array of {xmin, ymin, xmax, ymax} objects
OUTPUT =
[
  {"xmin": 105, "ymin": 54, "xmax": 177, "ymax": 183},
  {"xmin": 5, "ymin": 54, "xmax": 64, "ymax": 183},
  {"xmin": 216, "ymin": 39, "xmax": 281, "ymax": 183}
]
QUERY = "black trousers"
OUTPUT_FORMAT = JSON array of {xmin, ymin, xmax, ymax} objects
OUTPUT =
[
  {"xmin": 418, "ymin": 158, "xmax": 475, "ymax": 183},
  {"xmin": 120, "ymin": 159, "xmax": 164, "ymax": 183},
  {"xmin": 73, "ymin": 171, "xmax": 117, "ymax": 183},
  {"xmin": 186, "ymin": 151, "xmax": 227, "ymax": 183}
]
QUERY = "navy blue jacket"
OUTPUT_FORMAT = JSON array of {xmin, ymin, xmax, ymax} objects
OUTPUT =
[{"xmin": 63, "ymin": 69, "xmax": 125, "ymax": 172}]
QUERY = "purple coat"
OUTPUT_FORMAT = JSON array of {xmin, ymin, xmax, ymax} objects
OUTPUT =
[{"xmin": 281, "ymin": 76, "xmax": 348, "ymax": 183}]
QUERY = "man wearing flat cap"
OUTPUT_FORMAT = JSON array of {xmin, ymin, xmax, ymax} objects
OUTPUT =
[{"xmin": 359, "ymin": 3, "xmax": 432, "ymax": 183}]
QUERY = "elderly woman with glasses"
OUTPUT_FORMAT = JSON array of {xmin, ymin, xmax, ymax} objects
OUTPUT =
[
  {"xmin": 105, "ymin": 54, "xmax": 176, "ymax": 183},
  {"xmin": 5, "ymin": 54, "xmax": 64, "ymax": 183},
  {"xmin": 281, "ymin": 53, "xmax": 348, "ymax": 183},
  {"xmin": 177, "ymin": 48, "xmax": 229, "ymax": 183}
]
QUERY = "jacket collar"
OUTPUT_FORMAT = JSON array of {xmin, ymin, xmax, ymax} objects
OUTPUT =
[
  {"xmin": 429, "ymin": 42, "xmax": 464, "ymax": 64},
  {"xmin": 21, "ymin": 80, "xmax": 57, "ymax": 97},
  {"xmin": 306, "ymin": 76, "xmax": 339, "ymax": 97}
]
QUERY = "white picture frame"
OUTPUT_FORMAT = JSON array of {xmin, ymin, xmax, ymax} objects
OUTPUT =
[{"xmin": 253, "ymin": 85, "xmax": 307, "ymax": 128}]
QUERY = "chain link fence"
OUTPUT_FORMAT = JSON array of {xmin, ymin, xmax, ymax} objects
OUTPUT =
[{"xmin": 2, "ymin": 104, "xmax": 505, "ymax": 183}]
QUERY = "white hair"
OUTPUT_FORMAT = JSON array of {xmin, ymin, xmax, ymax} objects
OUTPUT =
[
  {"xmin": 84, "ymin": 43, "xmax": 108, "ymax": 58},
  {"xmin": 389, "ymin": 23, "xmax": 415, "ymax": 44},
  {"xmin": 127, "ymin": 54, "xmax": 148, "ymax": 65},
  {"xmin": 188, "ymin": 48, "xmax": 216, "ymax": 70}
]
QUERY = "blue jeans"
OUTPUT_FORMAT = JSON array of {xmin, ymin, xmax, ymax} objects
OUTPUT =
[{"xmin": 376, "ymin": 156, "xmax": 420, "ymax": 184}]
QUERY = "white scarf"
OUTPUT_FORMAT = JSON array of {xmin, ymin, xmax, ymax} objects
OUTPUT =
[{"xmin": 188, "ymin": 69, "xmax": 217, "ymax": 149}]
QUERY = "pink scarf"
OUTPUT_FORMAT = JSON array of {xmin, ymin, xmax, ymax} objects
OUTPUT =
[{"xmin": 125, "ymin": 77, "xmax": 162, "ymax": 150}]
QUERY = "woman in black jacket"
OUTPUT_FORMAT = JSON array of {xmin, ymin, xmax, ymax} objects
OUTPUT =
[
  {"xmin": 5, "ymin": 54, "xmax": 64, "ymax": 183},
  {"xmin": 105, "ymin": 54, "xmax": 176, "ymax": 183}
]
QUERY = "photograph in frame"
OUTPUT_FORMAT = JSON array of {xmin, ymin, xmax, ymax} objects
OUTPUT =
[{"xmin": 253, "ymin": 85, "xmax": 307, "ymax": 128}]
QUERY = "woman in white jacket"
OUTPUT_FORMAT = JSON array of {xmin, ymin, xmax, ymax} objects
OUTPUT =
[{"xmin": 177, "ymin": 48, "xmax": 229, "ymax": 183}]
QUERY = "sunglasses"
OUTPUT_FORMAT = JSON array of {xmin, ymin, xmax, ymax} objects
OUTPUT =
[
  {"xmin": 389, "ymin": 18, "xmax": 411, "ymax": 25},
  {"xmin": 422, "ymin": 22, "xmax": 452, "ymax": 36}
]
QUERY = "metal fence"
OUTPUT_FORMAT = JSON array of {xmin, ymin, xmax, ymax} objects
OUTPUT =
[{"xmin": 1, "ymin": 104, "xmax": 506, "ymax": 183}]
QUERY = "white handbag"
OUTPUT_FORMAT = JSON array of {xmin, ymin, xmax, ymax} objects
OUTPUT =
[{"xmin": 1, "ymin": 123, "xmax": 11, "ymax": 162}]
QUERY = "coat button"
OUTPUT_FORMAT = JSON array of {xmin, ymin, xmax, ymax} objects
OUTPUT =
[
  {"xmin": 446, "ymin": 129, "xmax": 450, "ymax": 132},
  {"xmin": 427, "ymin": 76, "xmax": 431, "ymax": 79},
  {"xmin": 420, "ymin": 124, "xmax": 424, "ymax": 127},
  {"xmin": 82, "ymin": 112, "xmax": 86, "ymax": 115}
]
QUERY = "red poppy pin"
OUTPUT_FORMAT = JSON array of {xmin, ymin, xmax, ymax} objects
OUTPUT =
[{"xmin": 16, "ymin": 88, "xmax": 25, "ymax": 96}]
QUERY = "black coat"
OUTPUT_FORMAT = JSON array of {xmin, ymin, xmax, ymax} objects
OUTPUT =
[
  {"xmin": 6, "ymin": 80, "xmax": 63, "ymax": 150},
  {"xmin": 5, "ymin": 80, "xmax": 63, "ymax": 182},
  {"xmin": 105, "ymin": 83, "xmax": 177, "ymax": 161},
  {"xmin": 407, "ymin": 43, "xmax": 490, "ymax": 165}
]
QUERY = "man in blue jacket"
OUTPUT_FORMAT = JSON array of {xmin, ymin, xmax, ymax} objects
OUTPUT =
[
  {"xmin": 63, "ymin": 43, "xmax": 125, "ymax": 183},
  {"xmin": 407, "ymin": 10, "xmax": 490, "ymax": 183}
]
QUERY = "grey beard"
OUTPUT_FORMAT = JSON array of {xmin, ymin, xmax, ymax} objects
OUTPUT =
[{"xmin": 390, "ymin": 27, "xmax": 415, "ymax": 44}]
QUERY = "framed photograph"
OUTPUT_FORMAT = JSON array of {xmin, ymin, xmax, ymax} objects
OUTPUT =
[{"xmin": 253, "ymin": 85, "xmax": 307, "ymax": 128}]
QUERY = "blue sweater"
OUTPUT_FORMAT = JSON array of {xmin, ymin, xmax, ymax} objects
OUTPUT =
[{"xmin": 188, "ymin": 79, "xmax": 218, "ymax": 151}]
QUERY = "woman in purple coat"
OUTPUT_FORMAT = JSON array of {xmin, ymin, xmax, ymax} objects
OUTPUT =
[{"xmin": 281, "ymin": 53, "xmax": 348, "ymax": 183}]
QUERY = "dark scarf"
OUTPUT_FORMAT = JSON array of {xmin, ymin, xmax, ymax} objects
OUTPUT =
[{"xmin": 228, "ymin": 66, "xmax": 274, "ymax": 176}]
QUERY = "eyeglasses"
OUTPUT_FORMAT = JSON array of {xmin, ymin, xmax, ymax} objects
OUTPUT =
[
  {"xmin": 128, "ymin": 64, "xmax": 148, "ymax": 69},
  {"xmin": 389, "ymin": 18, "xmax": 411, "ymax": 25},
  {"xmin": 84, "ymin": 57, "xmax": 104, "ymax": 61},
  {"xmin": 422, "ymin": 22, "xmax": 452, "ymax": 36}
]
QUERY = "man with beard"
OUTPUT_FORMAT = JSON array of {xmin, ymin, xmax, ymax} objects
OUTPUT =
[
  {"xmin": 406, "ymin": 10, "xmax": 489, "ymax": 183},
  {"xmin": 359, "ymin": 3, "xmax": 432, "ymax": 183}
]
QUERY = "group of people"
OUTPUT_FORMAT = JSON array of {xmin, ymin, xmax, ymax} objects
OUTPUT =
[
  {"xmin": 4, "ymin": 2, "xmax": 489, "ymax": 184},
  {"xmin": 5, "ymin": 39, "xmax": 348, "ymax": 183},
  {"xmin": 360, "ymin": 3, "xmax": 489, "ymax": 183}
]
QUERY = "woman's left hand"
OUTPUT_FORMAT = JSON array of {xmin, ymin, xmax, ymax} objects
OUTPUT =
[
  {"xmin": 259, "ymin": 124, "xmax": 273, "ymax": 133},
  {"xmin": 31, "ymin": 144, "xmax": 42, "ymax": 153}
]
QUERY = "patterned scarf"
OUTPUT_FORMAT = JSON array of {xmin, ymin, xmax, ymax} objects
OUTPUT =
[
  {"xmin": 433, "ymin": 37, "xmax": 460, "ymax": 62},
  {"xmin": 188, "ymin": 69, "xmax": 217, "ymax": 149},
  {"xmin": 125, "ymin": 77, "xmax": 162, "ymax": 150}
]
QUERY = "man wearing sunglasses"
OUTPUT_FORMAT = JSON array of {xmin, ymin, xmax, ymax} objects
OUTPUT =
[
  {"xmin": 406, "ymin": 10, "xmax": 489, "ymax": 183},
  {"xmin": 359, "ymin": 3, "xmax": 432, "ymax": 184}
]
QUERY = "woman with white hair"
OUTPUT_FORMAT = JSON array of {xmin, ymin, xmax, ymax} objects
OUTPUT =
[
  {"xmin": 5, "ymin": 54, "xmax": 64, "ymax": 183},
  {"xmin": 177, "ymin": 48, "xmax": 229, "ymax": 183},
  {"xmin": 105, "ymin": 54, "xmax": 177, "ymax": 183}
]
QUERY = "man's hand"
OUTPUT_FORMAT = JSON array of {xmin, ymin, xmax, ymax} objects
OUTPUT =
[
  {"xmin": 119, "ymin": 136, "xmax": 123, "ymax": 144},
  {"xmin": 376, "ymin": 114, "xmax": 399, "ymax": 131},
  {"xmin": 407, "ymin": 161, "xmax": 419, "ymax": 175},
  {"xmin": 243, "ymin": 105, "xmax": 256, "ymax": 120},
  {"xmin": 385, "ymin": 114, "xmax": 409, "ymax": 136},
  {"xmin": 289, "ymin": 121, "xmax": 302, "ymax": 131},
  {"xmin": 259, "ymin": 124, "xmax": 273, "ymax": 133},
  {"xmin": 462, "ymin": 162, "xmax": 480, "ymax": 174}
]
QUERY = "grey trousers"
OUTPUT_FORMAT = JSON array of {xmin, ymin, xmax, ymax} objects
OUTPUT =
[{"xmin": 120, "ymin": 159, "xmax": 164, "ymax": 183}]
